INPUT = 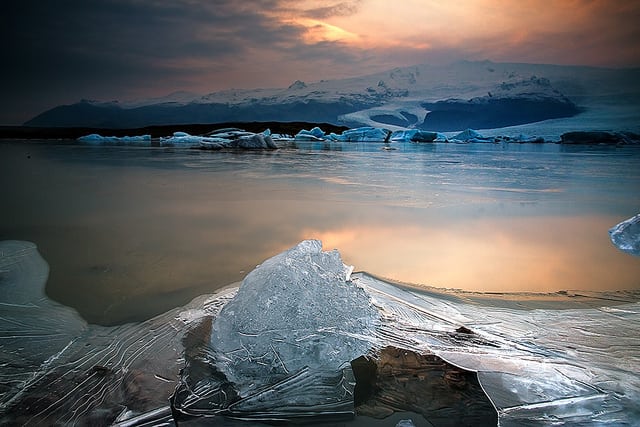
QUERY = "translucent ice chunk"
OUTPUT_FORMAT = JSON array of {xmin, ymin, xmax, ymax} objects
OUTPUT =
[
  {"xmin": 609, "ymin": 213, "xmax": 640, "ymax": 256},
  {"xmin": 173, "ymin": 240, "xmax": 379, "ymax": 420}
]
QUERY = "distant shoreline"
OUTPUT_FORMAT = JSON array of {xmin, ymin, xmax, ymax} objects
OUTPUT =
[
  {"xmin": 0, "ymin": 121, "xmax": 349, "ymax": 140},
  {"xmin": 1, "ymin": 122, "xmax": 639, "ymax": 146}
]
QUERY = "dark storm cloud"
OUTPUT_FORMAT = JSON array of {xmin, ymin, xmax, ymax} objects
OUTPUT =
[
  {"xmin": 0, "ymin": 0, "xmax": 311, "ymax": 123},
  {"xmin": 2, "ymin": 0, "xmax": 301, "ymax": 75}
]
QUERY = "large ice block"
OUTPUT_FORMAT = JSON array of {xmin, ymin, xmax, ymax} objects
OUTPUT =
[{"xmin": 172, "ymin": 240, "xmax": 379, "ymax": 420}]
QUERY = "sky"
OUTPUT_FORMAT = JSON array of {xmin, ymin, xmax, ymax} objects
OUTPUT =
[{"xmin": 1, "ymin": 0, "xmax": 639, "ymax": 125}]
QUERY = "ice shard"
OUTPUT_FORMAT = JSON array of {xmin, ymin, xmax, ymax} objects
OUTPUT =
[{"xmin": 609, "ymin": 213, "xmax": 640, "ymax": 256}]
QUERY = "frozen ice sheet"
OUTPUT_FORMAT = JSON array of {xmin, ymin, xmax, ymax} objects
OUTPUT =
[
  {"xmin": 1, "ymin": 240, "xmax": 639, "ymax": 425},
  {"xmin": 0, "ymin": 240, "xmax": 235, "ymax": 425},
  {"xmin": 356, "ymin": 273, "xmax": 640, "ymax": 425}
]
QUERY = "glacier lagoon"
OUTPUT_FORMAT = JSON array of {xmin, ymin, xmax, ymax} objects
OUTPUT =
[
  {"xmin": 1, "ymin": 139, "xmax": 640, "ymax": 425},
  {"xmin": 1, "ymin": 140, "xmax": 639, "ymax": 325}
]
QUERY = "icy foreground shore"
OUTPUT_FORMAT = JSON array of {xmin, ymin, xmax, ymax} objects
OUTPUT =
[{"xmin": 1, "ymin": 240, "xmax": 639, "ymax": 425}]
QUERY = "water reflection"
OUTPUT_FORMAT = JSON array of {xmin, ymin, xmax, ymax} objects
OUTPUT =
[
  {"xmin": 1, "ymin": 141, "xmax": 638, "ymax": 325},
  {"xmin": 304, "ymin": 215, "xmax": 640, "ymax": 293}
]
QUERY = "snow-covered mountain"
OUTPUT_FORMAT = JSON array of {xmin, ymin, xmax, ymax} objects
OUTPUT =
[{"xmin": 25, "ymin": 60, "xmax": 640, "ymax": 136}]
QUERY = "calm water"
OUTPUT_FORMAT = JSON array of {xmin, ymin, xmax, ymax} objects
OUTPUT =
[{"xmin": 1, "ymin": 140, "xmax": 639, "ymax": 325}]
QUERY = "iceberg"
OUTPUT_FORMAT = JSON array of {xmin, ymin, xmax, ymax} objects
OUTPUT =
[
  {"xmin": 1, "ymin": 239, "xmax": 639, "ymax": 425},
  {"xmin": 77, "ymin": 133, "xmax": 152, "ymax": 145},
  {"xmin": 296, "ymin": 127, "xmax": 391, "ymax": 143},
  {"xmin": 295, "ymin": 127, "xmax": 327, "ymax": 141},
  {"xmin": 451, "ymin": 128, "xmax": 495, "ymax": 143},
  {"xmin": 390, "ymin": 129, "xmax": 441, "ymax": 143},
  {"xmin": 332, "ymin": 127, "xmax": 391, "ymax": 142},
  {"xmin": 77, "ymin": 129, "xmax": 278, "ymax": 149},
  {"xmin": 609, "ymin": 213, "xmax": 640, "ymax": 256},
  {"xmin": 160, "ymin": 129, "xmax": 277, "ymax": 149},
  {"xmin": 495, "ymin": 134, "xmax": 545, "ymax": 143}
]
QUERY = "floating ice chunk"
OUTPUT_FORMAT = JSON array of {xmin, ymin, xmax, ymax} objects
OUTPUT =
[
  {"xmin": 160, "ymin": 129, "xmax": 277, "ymax": 149},
  {"xmin": 159, "ymin": 131, "xmax": 204, "ymax": 146},
  {"xmin": 77, "ymin": 133, "xmax": 151, "ymax": 145},
  {"xmin": 334, "ymin": 127, "xmax": 391, "ymax": 142},
  {"xmin": 452, "ymin": 128, "xmax": 494, "ymax": 143},
  {"xmin": 230, "ymin": 133, "xmax": 277, "ymax": 149},
  {"xmin": 297, "ymin": 127, "xmax": 390, "ymax": 143},
  {"xmin": 609, "ymin": 213, "xmax": 640, "ymax": 256},
  {"xmin": 390, "ymin": 129, "xmax": 438, "ymax": 142},
  {"xmin": 295, "ymin": 127, "xmax": 326, "ymax": 140},
  {"xmin": 212, "ymin": 240, "xmax": 376, "ymax": 387},
  {"xmin": 511, "ymin": 134, "xmax": 544, "ymax": 143}
]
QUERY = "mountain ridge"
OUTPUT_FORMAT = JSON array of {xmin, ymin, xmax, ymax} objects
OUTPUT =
[{"xmin": 25, "ymin": 60, "xmax": 640, "ymax": 133}]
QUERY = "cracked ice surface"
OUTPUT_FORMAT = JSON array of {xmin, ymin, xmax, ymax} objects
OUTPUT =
[
  {"xmin": 1, "ymin": 239, "xmax": 640, "ymax": 425},
  {"xmin": 0, "ymin": 240, "xmax": 235, "ymax": 425},
  {"xmin": 356, "ymin": 274, "xmax": 640, "ymax": 425},
  {"xmin": 610, "ymin": 213, "xmax": 640, "ymax": 256}
]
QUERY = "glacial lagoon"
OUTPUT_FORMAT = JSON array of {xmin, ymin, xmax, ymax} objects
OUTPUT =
[
  {"xmin": 1, "ymin": 139, "xmax": 640, "ymax": 425},
  {"xmin": 2, "ymin": 140, "xmax": 639, "ymax": 325}
]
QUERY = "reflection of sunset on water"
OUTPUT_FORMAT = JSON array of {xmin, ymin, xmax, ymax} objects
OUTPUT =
[
  {"xmin": 304, "ymin": 216, "xmax": 640, "ymax": 293},
  {"xmin": 3, "ymin": 142, "xmax": 639, "ymax": 324}
]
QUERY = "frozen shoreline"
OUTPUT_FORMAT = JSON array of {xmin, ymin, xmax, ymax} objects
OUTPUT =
[{"xmin": 1, "ymin": 240, "xmax": 639, "ymax": 426}]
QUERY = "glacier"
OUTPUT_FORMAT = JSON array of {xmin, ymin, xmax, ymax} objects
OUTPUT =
[
  {"xmin": 28, "ymin": 61, "xmax": 640, "ymax": 139},
  {"xmin": 610, "ymin": 213, "xmax": 640, "ymax": 256},
  {"xmin": 1, "ymin": 240, "xmax": 639, "ymax": 425}
]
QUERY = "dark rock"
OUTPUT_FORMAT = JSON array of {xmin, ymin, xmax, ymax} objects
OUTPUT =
[
  {"xmin": 353, "ymin": 346, "xmax": 497, "ymax": 425},
  {"xmin": 456, "ymin": 326, "xmax": 474, "ymax": 334}
]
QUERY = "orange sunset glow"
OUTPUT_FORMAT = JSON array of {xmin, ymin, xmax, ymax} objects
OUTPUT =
[
  {"xmin": 271, "ymin": 0, "xmax": 640, "ymax": 64},
  {"xmin": 3, "ymin": 0, "xmax": 640, "ymax": 124},
  {"xmin": 303, "ymin": 215, "xmax": 640, "ymax": 293}
]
